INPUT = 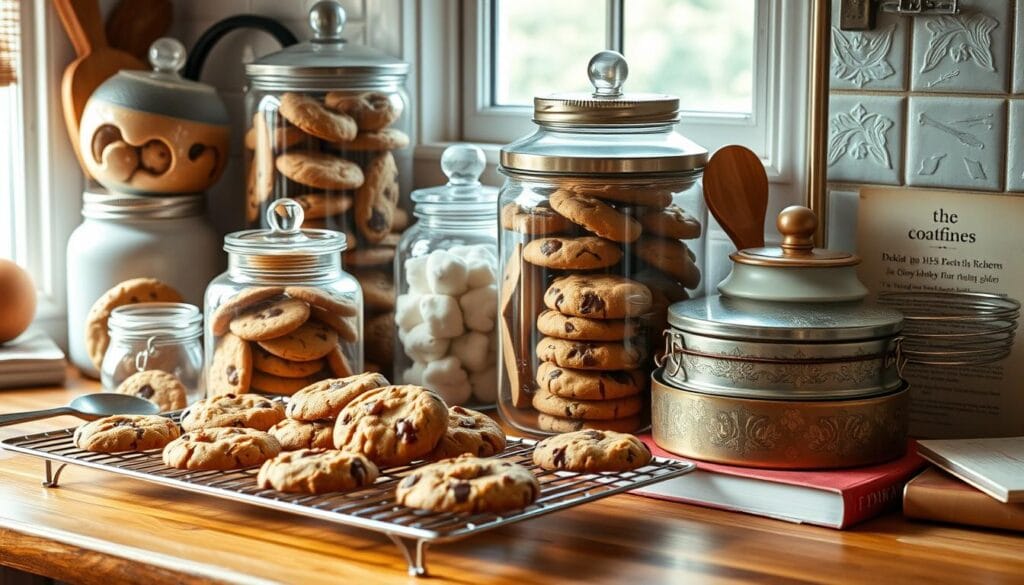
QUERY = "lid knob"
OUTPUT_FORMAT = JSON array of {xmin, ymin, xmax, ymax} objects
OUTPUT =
[
  {"xmin": 588, "ymin": 50, "xmax": 628, "ymax": 97},
  {"xmin": 267, "ymin": 198, "xmax": 306, "ymax": 234},
  {"xmin": 149, "ymin": 37, "xmax": 185, "ymax": 75},
  {"xmin": 441, "ymin": 144, "xmax": 485, "ymax": 186},
  {"xmin": 777, "ymin": 205, "xmax": 817, "ymax": 257},
  {"xmin": 310, "ymin": 1, "xmax": 346, "ymax": 41}
]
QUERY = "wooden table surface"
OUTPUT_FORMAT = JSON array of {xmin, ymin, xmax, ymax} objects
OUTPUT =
[{"xmin": 1, "ymin": 370, "xmax": 1022, "ymax": 585}]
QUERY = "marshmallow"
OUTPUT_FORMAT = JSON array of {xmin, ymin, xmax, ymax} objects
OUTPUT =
[
  {"xmin": 406, "ymin": 255, "xmax": 430, "ymax": 294},
  {"xmin": 402, "ymin": 323, "xmax": 451, "ymax": 362},
  {"xmin": 395, "ymin": 293, "xmax": 424, "ymax": 332},
  {"xmin": 451, "ymin": 331, "xmax": 491, "ymax": 373},
  {"xmin": 459, "ymin": 285, "xmax": 497, "ymax": 333},
  {"xmin": 469, "ymin": 366, "xmax": 498, "ymax": 403},
  {"xmin": 422, "ymin": 356, "xmax": 472, "ymax": 405},
  {"xmin": 465, "ymin": 258, "xmax": 496, "ymax": 289},
  {"xmin": 402, "ymin": 360, "xmax": 427, "ymax": 386},
  {"xmin": 419, "ymin": 294, "xmax": 464, "ymax": 338},
  {"xmin": 426, "ymin": 250, "xmax": 469, "ymax": 296}
]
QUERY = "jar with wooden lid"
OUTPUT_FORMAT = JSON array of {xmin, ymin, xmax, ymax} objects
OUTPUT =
[
  {"xmin": 203, "ymin": 198, "xmax": 362, "ymax": 396},
  {"xmin": 496, "ymin": 51, "xmax": 708, "ymax": 435}
]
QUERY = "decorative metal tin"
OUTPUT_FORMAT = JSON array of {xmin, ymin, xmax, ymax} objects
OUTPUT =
[{"xmin": 651, "ymin": 372, "xmax": 908, "ymax": 469}]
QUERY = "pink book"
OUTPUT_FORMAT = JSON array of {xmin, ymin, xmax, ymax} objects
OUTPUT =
[{"xmin": 634, "ymin": 435, "xmax": 925, "ymax": 529}]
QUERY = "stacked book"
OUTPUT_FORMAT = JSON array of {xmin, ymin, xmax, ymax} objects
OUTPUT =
[{"xmin": 0, "ymin": 328, "xmax": 66, "ymax": 388}]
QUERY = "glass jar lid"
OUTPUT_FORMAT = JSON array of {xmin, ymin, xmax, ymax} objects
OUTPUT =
[
  {"xmin": 668, "ymin": 295, "xmax": 904, "ymax": 342},
  {"xmin": 91, "ymin": 38, "xmax": 228, "ymax": 126},
  {"xmin": 224, "ymin": 198, "xmax": 347, "ymax": 256},
  {"xmin": 500, "ymin": 50, "xmax": 708, "ymax": 176},
  {"xmin": 411, "ymin": 144, "xmax": 498, "ymax": 218},
  {"xmin": 245, "ymin": 1, "xmax": 409, "ymax": 89},
  {"xmin": 82, "ymin": 190, "xmax": 205, "ymax": 220}
]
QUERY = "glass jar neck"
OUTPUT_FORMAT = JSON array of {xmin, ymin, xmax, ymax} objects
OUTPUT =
[
  {"xmin": 228, "ymin": 252, "xmax": 343, "ymax": 284},
  {"xmin": 108, "ymin": 303, "xmax": 203, "ymax": 344},
  {"xmin": 534, "ymin": 121, "xmax": 677, "ymax": 135}
]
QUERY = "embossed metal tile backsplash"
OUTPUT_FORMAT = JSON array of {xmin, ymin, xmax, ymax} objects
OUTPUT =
[{"xmin": 826, "ymin": 0, "xmax": 1022, "ymax": 193}]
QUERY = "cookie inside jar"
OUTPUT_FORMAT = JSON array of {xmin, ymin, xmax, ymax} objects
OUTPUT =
[
  {"xmin": 204, "ymin": 199, "xmax": 363, "ymax": 397},
  {"xmin": 496, "ymin": 51, "xmax": 709, "ymax": 435}
]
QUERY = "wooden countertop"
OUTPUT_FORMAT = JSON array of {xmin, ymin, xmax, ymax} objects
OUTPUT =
[{"xmin": 1, "ymin": 370, "xmax": 1023, "ymax": 584}]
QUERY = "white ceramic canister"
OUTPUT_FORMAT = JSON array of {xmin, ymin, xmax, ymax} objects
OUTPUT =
[{"xmin": 67, "ymin": 191, "xmax": 224, "ymax": 377}]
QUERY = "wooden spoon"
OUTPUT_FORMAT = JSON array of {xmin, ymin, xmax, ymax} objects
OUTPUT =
[
  {"xmin": 54, "ymin": 0, "xmax": 145, "ymax": 177},
  {"xmin": 105, "ymin": 0, "xmax": 173, "ymax": 62},
  {"xmin": 703, "ymin": 144, "xmax": 770, "ymax": 251}
]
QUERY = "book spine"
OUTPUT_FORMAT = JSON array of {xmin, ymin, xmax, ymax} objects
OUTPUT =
[
  {"xmin": 841, "ymin": 480, "xmax": 906, "ymax": 528},
  {"xmin": 905, "ymin": 484, "xmax": 1024, "ymax": 532}
]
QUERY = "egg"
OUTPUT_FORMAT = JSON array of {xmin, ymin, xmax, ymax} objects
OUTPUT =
[{"xmin": 0, "ymin": 259, "xmax": 36, "ymax": 343}]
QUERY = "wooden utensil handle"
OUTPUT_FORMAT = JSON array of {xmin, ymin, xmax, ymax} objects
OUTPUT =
[{"xmin": 53, "ymin": 0, "xmax": 108, "ymax": 56}]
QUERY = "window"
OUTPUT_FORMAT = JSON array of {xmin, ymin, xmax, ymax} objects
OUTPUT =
[{"xmin": 460, "ymin": 0, "xmax": 807, "ymax": 182}]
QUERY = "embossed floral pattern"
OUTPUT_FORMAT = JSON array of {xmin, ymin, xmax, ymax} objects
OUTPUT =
[
  {"xmin": 921, "ymin": 13, "xmax": 998, "ymax": 72},
  {"xmin": 828, "ymin": 104, "xmax": 893, "ymax": 169},
  {"xmin": 832, "ymin": 25, "xmax": 896, "ymax": 87}
]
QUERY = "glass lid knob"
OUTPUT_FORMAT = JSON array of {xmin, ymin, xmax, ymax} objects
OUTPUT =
[
  {"xmin": 441, "ymin": 144, "xmax": 486, "ymax": 186},
  {"xmin": 149, "ymin": 37, "xmax": 185, "ymax": 75},
  {"xmin": 310, "ymin": 0, "xmax": 347, "ymax": 41},
  {"xmin": 267, "ymin": 198, "xmax": 306, "ymax": 234},
  {"xmin": 588, "ymin": 50, "xmax": 628, "ymax": 97}
]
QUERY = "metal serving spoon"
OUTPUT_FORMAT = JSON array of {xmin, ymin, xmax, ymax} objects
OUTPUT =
[{"xmin": 0, "ymin": 393, "xmax": 160, "ymax": 427}]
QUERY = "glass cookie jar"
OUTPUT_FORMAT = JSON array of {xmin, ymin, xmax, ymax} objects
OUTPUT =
[
  {"xmin": 243, "ymin": 0, "xmax": 411, "ymax": 248},
  {"xmin": 394, "ymin": 145, "xmax": 499, "ymax": 407},
  {"xmin": 204, "ymin": 199, "xmax": 362, "ymax": 396},
  {"xmin": 496, "ymin": 51, "xmax": 709, "ymax": 436}
]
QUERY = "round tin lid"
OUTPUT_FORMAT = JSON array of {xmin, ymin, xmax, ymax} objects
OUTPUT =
[
  {"xmin": 732, "ymin": 205, "xmax": 859, "ymax": 268},
  {"xmin": 411, "ymin": 144, "xmax": 498, "ymax": 218},
  {"xmin": 245, "ymin": 1, "xmax": 409, "ymax": 88},
  {"xmin": 224, "ymin": 198, "xmax": 347, "ymax": 256},
  {"xmin": 668, "ymin": 295, "xmax": 903, "ymax": 341},
  {"xmin": 91, "ymin": 38, "xmax": 228, "ymax": 126},
  {"xmin": 499, "ymin": 51, "xmax": 707, "ymax": 176}
]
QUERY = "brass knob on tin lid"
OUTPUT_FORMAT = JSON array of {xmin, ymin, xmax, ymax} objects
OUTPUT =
[
  {"xmin": 778, "ymin": 205, "xmax": 817, "ymax": 258},
  {"xmin": 733, "ymin": 206, "xmax": 858, "ymax": 267}
]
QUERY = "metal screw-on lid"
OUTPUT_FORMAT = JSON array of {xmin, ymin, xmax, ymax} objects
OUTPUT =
[
  {"xmin": 90, "ymin": 38, "xmax": 229, "ymax": 126},
  {"xmin": 245, "ymin": 1, "xmax": 409, "ymax": 90},
  {"xmin": 224, "ymin": 198, "xmax": 348, "ymax": 256},
  {"xmin": 500, "ymin": 51, "xmax": 707, "ymax": 176}
]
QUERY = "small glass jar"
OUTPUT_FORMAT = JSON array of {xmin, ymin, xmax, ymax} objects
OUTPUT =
[
  {"xmin": 243, "ymin": 1, "xmax": 412, "ymax": 239},
  {"xmin": 394, "ymin": 145, "xmax": 498, "ymax": 406},
  {"xmin": 496, "ymin": 51, "xmax": 709, "ymax": 435},
  {"xmin": 100, "ymin": 302, "xmax": 204, "ymax": 405},
  {"xmin": 204, "ymin": 198, "xmax": 362, "ymax": 396}
]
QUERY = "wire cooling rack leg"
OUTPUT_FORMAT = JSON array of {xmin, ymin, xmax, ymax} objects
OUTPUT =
[
  {"xmin": 42, "ymin": 461, "xmax": 67, "ymax": 488},
  {"xmin": 388, "ymin": 534, "xmax": 430, "ymax": 577}
]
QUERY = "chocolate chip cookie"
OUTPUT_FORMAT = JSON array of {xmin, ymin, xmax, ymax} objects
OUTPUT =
[
  {"xmin": 531, "ymin": 387, "xmax": 644, "ymax": 421},
  {"xmin": 354, "ymin": 269, "xmax": 395, "ymax": 312},
  {"xmin": 290, "ymin": 193, "xmax": 353, "ymax": 220},
  {"xmin": 536, "ymin": 413, "xmax": 645, "ymax": 434},
  {"xmin": 180, "ymin": 393, "xmax": 285, "ymax": 432},
  {"xmin": 276, "ymin": 151, "xmax": 365, "ymax": 191},
  {"xmin": 501, "ymin": 202, "xmax": 572, "ymax": 235},
  {"xmin": 549, "ymin": 189, "xmax": 641, "ymax": 243},
  {"xmin": 284, "ymin": 286, "xmax": 359, "ymax": 318},
  {"xmin": 332, "ymin": 385, "xmax": 448, "ymax": 467},
  {"xmin": 278, "ymin": 92, "xmax": 357, "ymax": 143},
  {"xmin": 396, "ymin": 454, "xmax": 539, "ymax": 514},
  {"xmin": 85, "ymin": 278, "xmax": 183, "ymax": 368},
  {"xmin": 536, "ymin": 337, "xmax": 645, "ymax": 371},
  {"xmin": 253, "ymin": 345, "xmax": 324, "ymax": 378},
  {"xmin": 212, "ymin": 287, "xmax": 286, "ymax": 336},
  {"xmin": 635, "ymin": 237, "xmax": 701, "ymax": 289},
  {"xmin": 74, "ymin": 414, "xmax": 181, "ymax": 453},
  {"xmin": 251, "ymin": 371, "xmax": 321, "ymax": 396},
  {"xmin": 286, "ymin": 372, "xmax": 390, "ymax": 421},
  {"xmin": 208, "ymin": 333, "xmax": 253, "ymax": 397},
  {"xmin": 162, "ymin": 427, "xmax": 282, "ymax": 470},
  {"xmin": 637, "ymin": 204, "xmax": 702, "ymax": 239},
  {"xmin": 532, "ymin": 429, "xmax": 652, "ymax": 472},
  {"xmin": 570, "ymin": 183, "xmax": 673, "ymax": 208},
  {"xmin": 536, "ymin": 362, "xmax": 644, "ymax": 400},
  {"xmin": 341, "ymin": 128, "xmax": 410, "ymax": 151},
  {"xmin": 229, "ymin": 296, "xmax": 311, "ymax": 341},
  {"xmin": 428, "ymin": 406, "xmax": 506, "ymax": 461},
  {"xmin": 268, "ymin": 418, "xmax": 335, "ymax": 451},
  {"xmin": 326, "ymin": 346, "xmax": 355, "ymax": 378},
  {"xmin": 536, "ymin": 309, "xmax": 638, "ymax": 341},
  {"xmin": 258, "ymin": 449, "xmax": 379, "ymax": 494},
  {"xmin": 344, "ymin": 245, "xmax": 396, "ymax": 268},
  {"xmin": 523, "ymin": 237, "xmax": 622, "ymax": 270},
  {"xmin": 544, "ymin": 275, "xmax": 652, "ymax": 319},
  {"xmin": 355, "ymin": 151, "xmax": 399, "ymax": 244},
  {"xmin": 257, "ymin": 320, "xmax": 338, "ymax": 362},
  {"xmin": 325, "ymin": 91, "xmax": 403, "ymax": 131},
  {"xmin": 114, "ymin": 370, "xmax": 187, "ymax": 413}
]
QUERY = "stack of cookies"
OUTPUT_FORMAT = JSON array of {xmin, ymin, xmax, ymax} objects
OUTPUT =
[
  {"xmin": 244, "ymin": 91, "xmax": 411, "ymax": 377},
  {"xmin": 500, "ymin": 185, "xmax": 703, "ymax": 433},
  {"xmin": 208, "ymin": 286, "xmax": 359, "ymax": 396}
]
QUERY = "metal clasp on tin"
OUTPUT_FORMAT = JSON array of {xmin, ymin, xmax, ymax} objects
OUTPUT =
[
  {"xmin": 656, "ymin": 330, "xmax": 687, "ymax": 380},
  {"xmin": 889, "ymin": 336, "xmax": 909, "ymax": 378}
]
